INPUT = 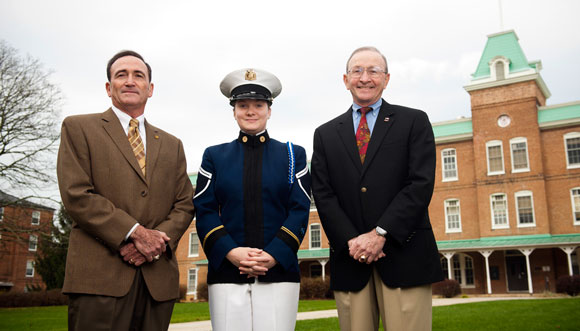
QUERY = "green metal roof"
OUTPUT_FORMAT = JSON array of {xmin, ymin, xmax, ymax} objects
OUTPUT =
[
  {"xmin": 538, "ymin": 101, "xmax": 580, "ymax": 123},
  {"xmin": 298, "ymin": 248, "xmax": 330, "ymax": 259},
  {"xmin": 189, "ymin": 173, "xmax": 197, "ymax": 185},
  {"xmin": 190, "ymin": 235, "xmax": 578, "ymax": 264},
  {"xmin": 437, "ymin": 234, "xmax": 580, "ymax": 251},
  {"xmin": 472, "ymin": 30, "xmax": 532, "ymax": 80},
  {"xmin": 432, "ymin": 119, "xmax": 473, "ymax": 138}
]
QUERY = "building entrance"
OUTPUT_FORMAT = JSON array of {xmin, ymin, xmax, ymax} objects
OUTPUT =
[{"xmin": 506, "ymin": 254, "xmax": 528, "ymax": 292}]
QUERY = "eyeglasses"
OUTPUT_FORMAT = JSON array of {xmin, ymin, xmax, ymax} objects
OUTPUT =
[{"xmin": 347, "ymin": 66, "xmax": 387, "ymax": 78}]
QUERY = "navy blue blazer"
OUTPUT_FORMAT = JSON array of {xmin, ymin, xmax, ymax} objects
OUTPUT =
[
  {"xmin": 312, "ymin": 100, "xmax": 443, "ymax": 291},
  {"xmin": 194, "ymin": 131, "xmax": 311, "ymax": 284}
]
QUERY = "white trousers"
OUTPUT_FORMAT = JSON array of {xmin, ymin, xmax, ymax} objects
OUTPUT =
[{"xmin": 208, "ymin": 281, "xmax": 300, "ymax": 331}]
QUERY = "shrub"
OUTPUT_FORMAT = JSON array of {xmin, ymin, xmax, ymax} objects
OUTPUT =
[
  {"xmin": 0, "ymin": 289, "xmax": 68, "ymax": 307},
  {"xmin": 197, "ymin": 283, "xmax": 208, "ymax": 302},
  {"xmin": 178, "ymin": 284, "xmax": 187, "ymax": 302},
  {"xmin": 556, "ymin": 275, "xmax": 580, "ymax": 296},
  {"xmin": 432, "ymin": 279, "xmax": 461, "ymax": 298},
  {"xmin": 300, "ymin": 277, "xmax": 331, "ymax": 300}
]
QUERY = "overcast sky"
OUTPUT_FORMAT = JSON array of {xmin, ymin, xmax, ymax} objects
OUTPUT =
[{"xmin": 1, "ymin": 0, "xmax": 579, "ymax": 201}]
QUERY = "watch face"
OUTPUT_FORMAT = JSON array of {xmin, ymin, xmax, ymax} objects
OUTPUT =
[{"xmin": 497, "ymin": 115, "xmax": 511, "ymax": 128}]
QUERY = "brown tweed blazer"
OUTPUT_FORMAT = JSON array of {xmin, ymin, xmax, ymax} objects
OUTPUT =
[{"xmin": 57, "ymin": 108, "xmax": 194, "ymax": 301}]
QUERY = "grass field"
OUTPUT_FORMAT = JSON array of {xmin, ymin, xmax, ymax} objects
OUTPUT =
[
  {"xmin": 293, "ymin": 298, "xmax": 580, "ymax": 331},
  {"xmin": 1, "ymin": 298, "xmax": 579, "ymax": 330}
]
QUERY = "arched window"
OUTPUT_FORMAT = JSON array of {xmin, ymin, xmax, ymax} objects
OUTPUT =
[{"xmin": 495, "ymin": 61, "xmax": 505, "ymax": 80}]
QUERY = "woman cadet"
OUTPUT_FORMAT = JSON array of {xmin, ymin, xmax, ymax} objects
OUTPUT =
[{"xmin": 193, "ymin": 68, "xmax": 312, "ymax": 331}]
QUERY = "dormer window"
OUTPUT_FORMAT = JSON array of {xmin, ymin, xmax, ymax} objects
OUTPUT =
[
  {"xmin": 489, "ymin": 56, "xmax": 510, "ymax": 81},
  {"xmin": 495, "ymin": 62, "xmax": 505, "ymax": 80}
]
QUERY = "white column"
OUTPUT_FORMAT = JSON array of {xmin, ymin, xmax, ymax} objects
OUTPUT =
[
  {"xmin": 559, "ymin": 246, "xmax": 577, "ymax": 276},
  {"xmin": 318, "ymin": 259, "xmax": 328, "ymax": 281},
  {"xmin": 519, "ymin": 248, "xmax": 535, "ymax": 294},
  {"xmin": 479, "ymin": 250, "xmax": 494, "ymax": 294},
  {"xmin": 442, "ymin": 252, "xmax": 455, "ymax": 280}
]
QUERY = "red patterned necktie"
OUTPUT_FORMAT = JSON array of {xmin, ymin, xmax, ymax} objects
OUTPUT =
[
  {"xmin": 128, "ymin": 118, "xmax": 146, "ymax": 176},
  {"xmin": 356, "ymin": 107, "xmax": 372, "ymax": 164}
]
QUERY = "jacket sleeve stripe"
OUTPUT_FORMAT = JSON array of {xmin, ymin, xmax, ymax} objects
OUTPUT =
[
  {"xmin": 202, "ymin": 225, "xmax": 224, "ymax": 248},
  {"xmin": 296, "ymin": 166, "xmax": 308, "ymax": 178},
  {"xmin": 193, "ymin": 167, "xmax": 212, "ymax": 200},
  {"xmin": 198, "ymin": 166, "xmax": 212, "ymax": 179},
  {"xmin": 297, "ymin": 178, "xmax": 311, "ymax": 202},
  {"xmin": 281, "ymin": 226, "xmax": 300, "ymax": 247}
]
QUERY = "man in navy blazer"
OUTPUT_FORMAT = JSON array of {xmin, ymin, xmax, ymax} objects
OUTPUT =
[{"xmin": 312, "ymin": 46, "xmax": 443, "ymax": 331}]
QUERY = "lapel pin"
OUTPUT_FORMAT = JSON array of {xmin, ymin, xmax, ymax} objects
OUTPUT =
[{"xmin": 384, "ymin": 117, "xmax": 390, "ymax": 122}]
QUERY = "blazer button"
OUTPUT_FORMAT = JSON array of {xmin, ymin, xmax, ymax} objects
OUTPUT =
[
  {"xmin": 141, "ymin": 190, "xmax": 148, "ymax": 197},
  {"xmin": 361, "ymin": 187, "xmax": 367, "ymax": 193}
]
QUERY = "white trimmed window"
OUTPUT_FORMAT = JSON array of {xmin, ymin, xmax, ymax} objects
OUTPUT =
[
  {"xmin": 31, "ymin": 211, "xmax": 40, "ymax": 225},
  {"xmin": 310, "ymin": 223, "xmax": 321, "ymax": 249},
  {"xmin": 442, "ymin": 148, "xmax": 458, "ymax": 181},
  {"xmin": 491, "ymin": 193, "xmax": 509, "ymax": 229},
  {"xmin": 188, "ymin": 232, "xmax": 199, "ymax": 257},
  {"xmin": 444, "ymin": 199, "xmax": 461, "ymax": 233},
  {"xmin": 510, "ymin": 137, "xmax": 530, "ymax": 172},
  {"xmin": 187, "ymin": 268, "xmax": 197, "ymax": 295},
  {"xmin": 564, "ymin": 132, "xmax": 580, "ymax": 169},
  {"xmin": 440, "ymin": 254, "xmax": 474, "ymax": 287},
  {"xmin": 310, "ymin": 264, "xmax": 322, "ymax": 277},
  {"xmin": 486, "ymin": 141, "xmax": 505, "ymax": 175},
  {"xmin": 25, "ymin": 260, "xmax": 34, "ymax": 277},
  {"xmin": 515, "ymin": 191, "xmax": 535, "ymax": 227},
  {"xmin": 571, "ymin": 188, "xmax": 580, "ymax": 225},
  {"xmin": 0, "ymin": 207, "xmax": 4, "ymax": 221},
  {"xmin": 29, "ymin": 235, "xmax": 38, "ymax": 251}
]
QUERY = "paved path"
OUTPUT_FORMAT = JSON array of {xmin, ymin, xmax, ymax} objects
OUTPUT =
[{"xmin": 168, "ymin": 296, "xmax": 549, "ymax": 331}]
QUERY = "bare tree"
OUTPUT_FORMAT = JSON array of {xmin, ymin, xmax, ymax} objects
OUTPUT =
[{"xmin": 0, "ymin": 40, "xmax": 61, "ymax": 191}]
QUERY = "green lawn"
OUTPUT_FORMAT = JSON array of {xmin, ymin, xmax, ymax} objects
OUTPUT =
[
  {"xmin": 1, "ymin": 298, "xmax": 579, "ymax": 331},
  {"xmin": 294, "ymin": 298, "xmax": 580, "ymax": 331}
]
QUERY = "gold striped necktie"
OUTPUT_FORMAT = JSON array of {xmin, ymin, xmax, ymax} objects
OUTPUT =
[{"xmin": 128, "ymin": 118, "xmax": 146, "ymax": 176}]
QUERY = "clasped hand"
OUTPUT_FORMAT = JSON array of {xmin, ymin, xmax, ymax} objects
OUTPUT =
[
  {"xmin": 226, "ymin": 247, "xmax": 277, "ymax": 278},
  {"xmin": 120, "ymin": 225, "xmax": 170, "ymax": 266},
  {"xmin": 348, "ymin": 229, "xmax": 386, "ymax": 264}
]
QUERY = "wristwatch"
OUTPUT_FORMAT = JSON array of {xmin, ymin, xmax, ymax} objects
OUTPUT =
[{"xmin": 375, "ymin": 226, "xmax": 387, "ymax": 237}]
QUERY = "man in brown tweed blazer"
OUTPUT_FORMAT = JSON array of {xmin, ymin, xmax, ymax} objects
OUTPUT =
[{"xmin": 57, "ymin": 50, "xmax": 194, "ymax": 331}]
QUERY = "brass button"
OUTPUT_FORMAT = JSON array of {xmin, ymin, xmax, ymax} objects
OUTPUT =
[
  {"xmin": 260, "ymin": 136, "xmax": 265, "ymax": 143},
  {"xmin": 242, "ymin": 136, "xmax": 248, "ymax": 143},
  {"xmin": 361, "ymin": 187, "xmax": 367, "ymax": 193}
]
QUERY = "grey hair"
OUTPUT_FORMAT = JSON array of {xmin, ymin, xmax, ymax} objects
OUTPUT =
[{"xmin": 346, "ymin": 46, "xmax": 388, "ymax": 74}]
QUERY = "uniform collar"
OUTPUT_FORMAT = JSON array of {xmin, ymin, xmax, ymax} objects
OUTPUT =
[{"xmin": 238, "ymin": 130, "xmax": 270, "ymax": 146}]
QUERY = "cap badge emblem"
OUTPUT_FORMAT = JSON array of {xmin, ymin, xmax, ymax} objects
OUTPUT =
[{"xmin": 245, "ymin": 69, "xmax": 257, "ymax": 81}]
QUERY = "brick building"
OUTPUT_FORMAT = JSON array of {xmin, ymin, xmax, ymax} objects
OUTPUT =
[
  {"xmin": 0, "ymin": 191, "xmax": 55, "ymax": 292},
  {"xmin": 177, "ymin": 30, "xmax": 580, "ymax": 300},
  {"xmin": 431, "ymin": 30, "xmax": 580, "ymax": 294}
]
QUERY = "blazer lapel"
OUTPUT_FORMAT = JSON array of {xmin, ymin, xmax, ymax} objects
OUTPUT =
[
  {"xmin": 145, "ymin": 121, "xmax": 161, "ymax": 183},
  {"xmin": 336, "ymin": 108, "xmax": 362, "ymax": 173},
  {"xmin": 101, "ymin": 108, "xmax": 147, "ymax": 184},
  {"xmin": 361, "ymin": 100, "xmax": 396, "ymax": 176}
]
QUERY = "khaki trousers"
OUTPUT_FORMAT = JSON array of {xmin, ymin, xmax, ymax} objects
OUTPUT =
[
  {"xmin": 334, "ymin": 268, "xmax": 432, "ymax": 331},
  {"xmin": 68, "ymin": 269, "xmax": 175, "ymax": 331}
]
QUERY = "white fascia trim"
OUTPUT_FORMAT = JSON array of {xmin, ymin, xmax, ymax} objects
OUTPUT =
[
  {"xmin": 463, "ymin": 73, "xmax": 551, "ymax": 99},
  {"xmin": 435, "ymin": 133, "xmax": 473, "ymax": 144}
]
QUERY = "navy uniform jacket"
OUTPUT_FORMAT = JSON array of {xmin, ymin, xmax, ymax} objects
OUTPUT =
[{"xmin": 194, "ymin": 131, "xmax": 311, "ymax": 284}]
